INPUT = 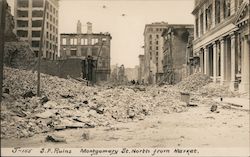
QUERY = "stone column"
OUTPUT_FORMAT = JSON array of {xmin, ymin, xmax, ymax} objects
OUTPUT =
[
  {"xmin": 200, "ymin": 50, "xmax": 204, "ymax": 73},
  {"xmin": 204, "ymin": 46, "xmax": 209, "ymax": 75},
  {"xmin": 230, "ymin": 33, "xmax": 236, "ymax": 91},
  {"xmin": 213, "ymin": 42, "xmax": 217, "ymax": 82},
  {"xmin": 220, "ymin": 38, "xmax": 225, "ymax": 85},
  {"xmin": 239, "ymin": 35, "xmax": 250, "ymax": 93},
  {"xmin": 231, "ymin": 0, "xmax": 236, "ymax": 15}
]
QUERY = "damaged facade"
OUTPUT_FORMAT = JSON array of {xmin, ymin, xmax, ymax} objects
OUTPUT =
[
  {"xmin": 161, "ymin": 24, "xmax": 194, "ymax": 84},
  {"xmin": 14, "ymin": 0, "xmax": 59, "ymax": 60},
  {"xmin": 192, "ymin": 0, "xmax": 249, "ymax": 94},
  {"xmin": 60, "ymin": 21, "xmax": 112, "ymax": 82}
]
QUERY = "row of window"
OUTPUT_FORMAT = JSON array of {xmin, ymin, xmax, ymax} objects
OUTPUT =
[
  {"xmin": 46, "ymin": 22, "xmax": 58, "ymax": 33},
  {"xmin": 149, "ymin": 34, "xmax": 160, "ymax": 39},
  {"xmin": 149, "ymin": 51, "xmax": 159, "ymax": 60},
  {"xmin": 62, "ymin": 38, "xmax": 106, "ymax": 46},
  {"xmin": 17, "ymin": 0, "xmax": 42, "ymax": 8},
  {"xmin": 46, "ymin": 12, "xmax": 58, "ymax": 26},
  {"xmin": 147, "ymin": 28, "xmax": 163, "ymax": 32},
  {"xmin": 62, "ymin": 47, "xmax": 108, "ymax": 58},
  {"xmin": 149, "ymin": 40, "xmax": 159, "ymax": 45},
  {"xmin": 46, "ymin": 32, "xmax": 58, "ymax": 42},
  {"xmin": 149, "ymin": 46, "xmax": 159, "ymax": 50}
]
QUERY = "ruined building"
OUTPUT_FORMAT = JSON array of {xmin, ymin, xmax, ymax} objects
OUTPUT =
[
  {"xmin": 161, "ymin": 24, "xmax": 194, "ymax": 84},
  {"xmin": 60, "ymin": 21, "xmax": 112, "ymax": 82},
  {"xmin": 14, "ymin": 0, "xmax": 59, "ymax": 60},
  {"xmin": 143, "ymin": 22, "xmax": 168, "ymax": 84},
  {"xmin": 192, "ymin": 0, "xmax": 249, "ymax": 94}
]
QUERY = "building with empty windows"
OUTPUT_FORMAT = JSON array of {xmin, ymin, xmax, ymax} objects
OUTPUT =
[
  {"xmin": 14, "ymin": 0, "xmax": 59, "ymax": 60},
  {"xmin": 161, "ymin": 24, "xmax": 194, "ymax": 84},
  {"xmin": 143, "ymin": 22, "xmax": 168, "ymax": 84},
  {"xmin": 192, "ymin": 0, "xmax": 249, "ymax": 94},
  {"xmin": 60, "ymin": 21, "xmax": 112, "ymax": 82}
]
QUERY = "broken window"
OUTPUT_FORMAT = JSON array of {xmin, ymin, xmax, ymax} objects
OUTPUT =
[
  {"xmin": 195, "ymin": 17, "xmax": 199, "ymax": 37},
  {"xmin": 70, "ymin": 38, "xmax": 77, "ymax": 45},
  {"xmin": 17, "ymin": 20, "xmax": 28, "ymax": 27},
  {"xmin": 17, "ymin": 30, "xmax": 28, "ymax": 37},
  {"xmin": 32, "ymin": 20, "xmax": 42, "ymax": 27},
  {"xmin": 32, "ymin": 10, "xmax": 43, "ymax": 17},
  {"xmin": 32, "ymin": 41, "xmax": 40, "ymax": 48},
  {"xmin": 70, "ymin": 49, "xmax": 77, "ymax": 56},
  {"xmin": 17, "ymin": 0, "xmax": 29, "ymax": 8},
  {"xmin": 91, "ymin": 38, "xmax": 98, "ymax": 45},
  {"xmin": 206, "ymin": 5, "xmax": 212, "ymax": 30},
  {"xmin": 32, "ymin": 0, "xmax": 44, "ymax": 7},
  {"xmin": 215, "ymin": 0, "xmax": 221, "ymax": 24},
  {"xmin": 32, "ymin": 31, "xmax": 41, "ymax": 37},
  {"xmin": 17, "ymin": 10, "xmax": 28, "ymax": 17},
  {"xmin": 200, "ymin": 13, "xmax": 204, "ymax": 35},
  {"xmin": 223, "ymin": 0, "xmax": 231, "ymax": 18}
]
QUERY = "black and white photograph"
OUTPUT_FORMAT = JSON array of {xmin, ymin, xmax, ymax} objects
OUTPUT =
[{"xmin": 0, "ymin": 0, "xmax": 249, "ymax": 156}]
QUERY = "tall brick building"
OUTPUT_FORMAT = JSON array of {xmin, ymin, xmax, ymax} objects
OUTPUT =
[
  {"xmin": 192, "ymin": 0, "xmax": 249, "ymax": 94},
  {"xmin": 14, "ymin": 0, "xmax": 59, "ymax": 60}
]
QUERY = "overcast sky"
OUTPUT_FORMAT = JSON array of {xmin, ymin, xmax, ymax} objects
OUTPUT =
[{"xmin": 7, "ymin": 0, "xmax": 194, "ymax": 68}]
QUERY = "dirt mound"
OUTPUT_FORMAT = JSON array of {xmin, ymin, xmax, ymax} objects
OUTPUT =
[
  {"xmin": 1, "ymin": 67, "xmax": 187, "ymax": 139},
  {"xmin": 176, "ymin": 73, "xmax": 212, "ymax": 92}
]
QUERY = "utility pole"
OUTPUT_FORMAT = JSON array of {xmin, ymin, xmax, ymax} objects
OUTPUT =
[
  {"xmin": 0, "ymin": 0, "xmax": 6, "ymax": 104},
  {"xmin": 37, "ymin": 0, "xmax": 47, "ymax": 97}
]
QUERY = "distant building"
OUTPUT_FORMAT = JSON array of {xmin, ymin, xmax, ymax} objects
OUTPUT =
[
  {"xmin": 14, "ymin": 0, "xmax": 59, "ymax": 60},
  {"xmin": 161, "ymin": 24, "xmax": 194, "ymax": 84},
  {"xmin": 60, "ymin": 21, "xmax": 112, "ymax": 82},
  {"xmin": 138, "ymin": 55, "xmax": 145, "ymax": 82},
  {"xmin": 143, "ymin": 22, "xmax": 168, "ymax": 84},
  {"xmin": 192, "ymin": 0, "xmax": 249, "ymax": 94},
  {"xmin": 125, "ymin": 66, "xmax": 139, "ymax": 81}
]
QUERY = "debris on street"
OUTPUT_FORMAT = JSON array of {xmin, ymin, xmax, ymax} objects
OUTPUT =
[{"xmin": 1, "ymin": 67, "xmax": 187, "ymax": 139}]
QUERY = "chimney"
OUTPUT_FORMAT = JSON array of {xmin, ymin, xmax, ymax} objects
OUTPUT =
[
  {"xmin": 77, "ymin": 20, "xmax": 82, "ymax": 34},
  {"xmin": 87, "ymin": 22, "xmax": 92, "ymax": 34}
]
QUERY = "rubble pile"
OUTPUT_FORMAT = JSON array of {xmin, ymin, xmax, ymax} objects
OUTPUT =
[
  {"xmin": 1, "ymin": 67, "xmax": 187, "ymax": 139},
  {"xmin": 176, "ymin": 73, "xmax": 212, "ymax": 92},
  {"xmin": 4, "ymin": 42, "xmax": 36, "ymax": 69},
  {"xmin": 197, "ymin": 83, "xmax": 239, "ymax": 97}
]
